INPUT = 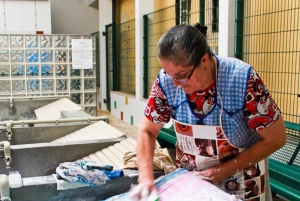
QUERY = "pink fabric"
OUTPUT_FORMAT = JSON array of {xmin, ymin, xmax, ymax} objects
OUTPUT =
[{"xmin": 158, "ymin": 172, "xmax": 241, "ymax": 201}]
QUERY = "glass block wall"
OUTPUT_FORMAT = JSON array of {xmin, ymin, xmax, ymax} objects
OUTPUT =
[{"xmin": 0, "ymin": 34, "xmax": 97, "ymax": 116}]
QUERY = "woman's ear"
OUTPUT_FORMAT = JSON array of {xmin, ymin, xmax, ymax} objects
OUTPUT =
[{"xmin": 201, "ymin": 53, "xmax": 209, "ymax": 65}]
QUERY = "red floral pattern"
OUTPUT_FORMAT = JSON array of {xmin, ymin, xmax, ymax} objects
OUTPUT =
[{"xmin": 144, "ymin": 69, "xmax": 280, "ymax": 131}]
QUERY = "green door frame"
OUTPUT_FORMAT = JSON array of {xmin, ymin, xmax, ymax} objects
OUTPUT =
[
  {"xmin": 105, "ymin": 23, "xmax": 113, "ymax": 111},
  {"xmin": 235, "ymin": 0, "xmax": 244, "ymax": 60}
]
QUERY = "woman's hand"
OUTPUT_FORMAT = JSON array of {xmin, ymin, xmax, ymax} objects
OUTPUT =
[
  {"xmin": 129, "ymin": 180, "xmax": 158, "ymax": 201},
  {"xmin": 195, "ymin": 163, "xmax": 230, "ymax": 185}
]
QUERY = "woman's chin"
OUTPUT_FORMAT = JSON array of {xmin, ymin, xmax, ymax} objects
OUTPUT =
[{"xmin": 182, "ymin": 85, "xmax": 195, "ymax": 94}]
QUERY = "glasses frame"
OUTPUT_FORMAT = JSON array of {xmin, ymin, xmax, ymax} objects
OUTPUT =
[{"xmin": 166, "ymin": 64, "xmax": 197, "ymax": 84}]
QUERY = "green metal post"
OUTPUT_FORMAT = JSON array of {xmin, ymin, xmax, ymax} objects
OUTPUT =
[
  {"xmin": 176, "ymin": 0, "xmax": 180, "ymax": 25},
  {"xmin": 212, "ymin": 0, "xmax": 219, "ymax": 32},
  {"xmin": 200, "ymin": 0, "xmax": 205, "ymax": 25},
  {"xmin": 105, "ymin": 24, "xmax": 112, "ymax": 111},
  {"xmin": 235, "ymin": 0, "xmax": 244, "ymax": 60},
  {"xmin": 143, "ymin": 15, "xmax": 149, "ymax": 99},
  {"xmin": 112, "ymin": 22, "xmax": 119, "ymax": 91}
]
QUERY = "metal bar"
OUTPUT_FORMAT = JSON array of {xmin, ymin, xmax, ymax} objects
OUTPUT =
[
  {"xmin": 0, "ymin": 95, "xmax": 69, "ymax": 101},
  {"xmin": 143, "ymin": 15, "xmax": 149, "ymax": 99},
  {"xmin": 200, "ymin": 0, "xmax": 205, "ymax": 25},
  {"xmin": 105, "ymin": 23, "xmax": 112, "ymax": 111},
  {"xmin": 288, "ymin": 141, "xmax": 300, "ymax": 165},
  {"xmin": 212, "ymin": 0, "xmax": 219, "ymax": 32},
  {"xmin": 235, "ymin": 0, "xmax": 244, "ymax": 60},
  {"xmin": 0, "ymin": 116, "xmax": 109, "ymax": 126},
  {"xmin": 112, "ymin": 22, "xmax": 119, "ymax": 91},
  {"xmin": 175, "ymin": 0, "xmax": 180, "ymax": 25}
]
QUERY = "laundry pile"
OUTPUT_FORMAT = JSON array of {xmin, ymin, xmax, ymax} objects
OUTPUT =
[{"xmin": 56, "ymin": 161, "xmax": 124, "ymax": 187}]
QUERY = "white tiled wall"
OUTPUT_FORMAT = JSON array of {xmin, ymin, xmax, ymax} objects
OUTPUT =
[{"xmin": 0, "ymin": 34, "xmax": 97, "ymax": 116}]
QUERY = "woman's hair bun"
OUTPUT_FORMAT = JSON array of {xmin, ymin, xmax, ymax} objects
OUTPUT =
[{"xmin": 193, "ymin": 23, "xmax": 207, "ymax": 37}]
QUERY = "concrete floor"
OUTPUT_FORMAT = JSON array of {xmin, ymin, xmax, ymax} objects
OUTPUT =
[{"xmin": 97, "ymin": 109, "xmax": 288, "ymax": 201}]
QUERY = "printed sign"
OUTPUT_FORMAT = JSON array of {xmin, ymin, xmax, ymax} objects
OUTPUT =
[{"xmin": 72, "ymin": 39, "xmax": 93, "ymax": 69}]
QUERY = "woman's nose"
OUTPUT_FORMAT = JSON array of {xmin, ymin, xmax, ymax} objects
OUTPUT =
[{"xmin": 173, "ymin": 80, "xmax": 181, "ymax": 86}]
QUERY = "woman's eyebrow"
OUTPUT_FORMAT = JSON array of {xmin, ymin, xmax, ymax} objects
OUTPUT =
[
  {"xmin": 174, "ymin": 70, "xmax": 189, "ymax": 77},
  {"xmin": 163, "ymin": 69, "xmax": 189, "ymax": 76}
]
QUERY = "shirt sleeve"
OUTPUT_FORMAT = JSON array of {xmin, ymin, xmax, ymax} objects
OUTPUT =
[
  {"xmin": 243, "ymin": 69, "xmax": 281, "ymax": 131},
  {"xmin": 144, "ymin": 77, "xmax": 171, "ymax": 124}
]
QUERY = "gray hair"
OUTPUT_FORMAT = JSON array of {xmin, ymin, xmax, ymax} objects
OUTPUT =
[{"xmin": 157, "ymin": 24, "xmax": 211, "ymax": 67}]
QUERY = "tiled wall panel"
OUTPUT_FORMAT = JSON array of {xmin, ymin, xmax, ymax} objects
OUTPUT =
[{"xmin": 0, "ymin": 34, "xmax": 97, "ymax": 116}]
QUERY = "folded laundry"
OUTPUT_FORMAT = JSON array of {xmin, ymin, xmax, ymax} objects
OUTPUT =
[
  {"xmin": 123, "ymin": 148, "xmax": 176, "ymax": 174},
  {"xmin": 80, "ymin": 161, "xmax": 114, "ymax": 171},
  {"xmin": 56, "ymin": 161, "xmax": 124, "ymax": 187}
]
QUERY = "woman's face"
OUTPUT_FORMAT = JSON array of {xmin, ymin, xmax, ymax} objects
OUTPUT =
[{"xmin": 159, "ymin": 54, "xmax": 213, "ymax": 94}]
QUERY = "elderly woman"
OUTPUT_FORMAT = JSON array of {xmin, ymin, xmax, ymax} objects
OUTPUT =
[{"xmin": 135, "ymin": 24, "xmax": 286, "ymax": 200}]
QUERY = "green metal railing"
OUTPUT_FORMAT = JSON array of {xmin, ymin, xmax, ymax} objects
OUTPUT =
[
  {"xmin": 235, "ymin": 0, "xmax": 300, "ymax": 123},
  {"xmin": 143, "ymin": 0, "xmax": 219, "ymax": 98},
  {"xmin": 105, "ymin": 23, "xmax": 114, "ymax": 111}
]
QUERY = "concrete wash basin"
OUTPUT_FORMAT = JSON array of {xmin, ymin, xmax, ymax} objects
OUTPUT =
[
  {"xmin": 0, "ymin": 137, "xmax": 164, "ymax": 201},
  {"xmin": 0, "ymin": 98, "xmax": 156, "ymax": 200}
]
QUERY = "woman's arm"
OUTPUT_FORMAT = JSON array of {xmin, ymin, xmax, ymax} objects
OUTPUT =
[
  {"xmin": 198, "ymin": 116, "xmax": 286, "ymax": 184},
  {"xmin": 137, "ymin": 116, "xmax": 163, "ymax": 188}
]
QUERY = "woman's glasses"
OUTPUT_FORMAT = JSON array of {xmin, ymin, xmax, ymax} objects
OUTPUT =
[{"xmin": 164, "ymin": 64, "xmax": 197, "ymax": 84}]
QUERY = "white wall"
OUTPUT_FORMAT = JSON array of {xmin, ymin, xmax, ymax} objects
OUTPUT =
[
  {"xmin": 111, "ymin": 92, "xmax": 147, "ymax": 127},
  {"xmin": 218, "ymin": 0, "xmax": 236, "ymax": 57},
  {"xmin": 98, "ymin": 0, "xmax": 112, "ymax": 111},
  {"xmin": 51, "ymin": 0, "xmax": 99, "ymax": 34},
  {"xmin": 0, "ymin": 0, "xmax": 51, "ymax": 34}
]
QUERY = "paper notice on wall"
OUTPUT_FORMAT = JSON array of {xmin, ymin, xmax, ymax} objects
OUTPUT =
[{"xmin": 72, "ymin": 39, "xmax": 93, "ymax": 69}]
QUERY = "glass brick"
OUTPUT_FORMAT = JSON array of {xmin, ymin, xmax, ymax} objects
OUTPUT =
[
  {"xmin": 84, "ymin": 93, "xmax": 96, "ymax": 105},
  {"xmin": 27, "ymin": 80, "xmax": 39, "ymax": 92},
  {"xmin": 12, "ymin": 65, "xmax": 25, "ymax": 77},
  {"xmin": 55, "ymin": 50, "xmax": 67, "ymax": 62},
  {"xmin": 41, "ymin": 35, "xmax": 53, "ymax": 48},
  {"xmin": 56, "ymin": 79, "xmax": 68, "ymax": 92},
  {"xmin": 55, "ymin": 35, "xmax": 67, "ymax": 48},
  {"xmin": 69, "ymin": 35, "xmax": 81, "ymax": 48},
  {"xmin": 41, "ymin": 65, "xmax": 53, "ymax": 77},
  {"xmin": 70, "ymin": 65, "xmax": 81, "ymax": 77},
  {"xmin": 57, "ymin": 93, "xmax": 68, "ymax": 97},
  {"xmin": 12, "ymin": 80, "xmax": 25, "ymax": 93},
  {"xmin": 56, "ymin": 65, "xmax": 67, "ymax": 76},
  {"xmin": 11, "ymin": 50, "xmax": 24, "ymax": 62},
  {"xmin": 84, "ymin": 65, "xmax": 95, "ymax": 77},
  {"xmin": 70, "ymin": 79, "xmax": 81, "ymax": 91},
  {"xmin": 26, "ymin": 35, "xmax": 38, "ymax": 48},
  {"xmin": 93, "ymin": 50, "xmax": 96, "ymax": 63},
  {"xmin": 28, "ymin": 94, "xmax": 40, "ymax": 97},
  {"xmin": 42, "ymin": 79, "xmax": 54, "ymax": 92},
  {"xmin": 41, "ymin": 50, "xmax": 53, "ymax": 62},
  {"xmin": 26, "ymin": 50, "xmax": 39, "ymax": 62},
  {"xmin": 83, "ymin": 36, "xmax": 96, "ymax": 48},
  {"xmin": 12, "ymin": 94, "xmax": 25, "ymax": 97},
  {"xmin": 0, "ymin": 80, "xmax": 10, "ymax": 93},
  {"xmin": 70, "ymin": 93, "xmax": 81, "ymax": 104},
  {"xmin": 84, "ymin": 79, "xmax": 95, "ymax": 91},
  {"xmin": 0, "ymin": 36, "xmax": 8, "ymax": 47},
  {"xmin": 26, "ymin": 65, "xmax": 39, "ymax": 77},
  {"xmin": 69, "ymin": 50, "xmax": 72, "ymax": 62},
  {"xmin": 0, "ymin": 65, "xmax": 10, "ymax": 77},
  {"xmin": 10, "ymin": 35, "xmax": 23, "ymax": 47},
  {"xmin": 42, "ymin": 93, "xmax": 55, "ymax": 96},
  {"xmin": 0, "ymin": 50, "xmax": 9, "ymax": 62},
  {"xmin": 84, "ymin": 107, "xmax": 96, "ymax": 116}
]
